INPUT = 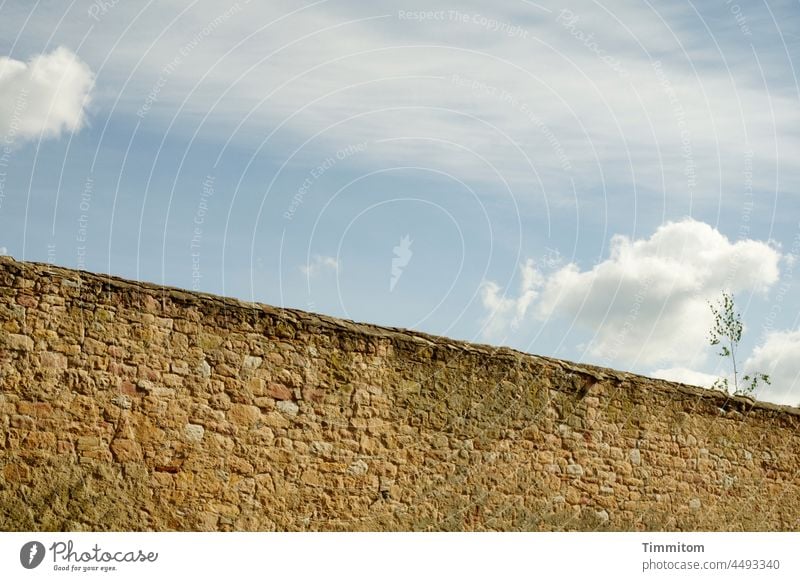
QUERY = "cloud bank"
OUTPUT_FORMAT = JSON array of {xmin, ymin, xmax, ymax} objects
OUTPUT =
[{"xmin": 482, "ymin": 219, "xmax": 782, "ymax": 367}]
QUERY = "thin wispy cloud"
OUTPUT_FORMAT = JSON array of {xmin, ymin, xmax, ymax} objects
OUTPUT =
[{"xmin": 4, "ymin": 1, "xmax": 795, "ymax": 198}]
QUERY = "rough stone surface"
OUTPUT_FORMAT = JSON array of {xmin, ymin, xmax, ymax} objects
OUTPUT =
[{"xmin": 1, "ymin": 255, "xmax": 800, "ymax": 531}]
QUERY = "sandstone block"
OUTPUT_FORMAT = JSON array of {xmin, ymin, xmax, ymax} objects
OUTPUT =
[
  {"xmin": 6, "ymin": 333, "xmax": 33, "ymax": 351},
  {"xmin": 83, "ymin": 338, "xmax": 107, "ymax": 355},
  {"xmin": 262, "ymin": 411, "xmax": 289, "ymax": 429},
  {"xmin": 276, "ymin": 401, "xmax": 299, "ymax": 416},
  {"xmin": 566, "ymin": 464, "xmax": 584, "ymax": 477},
  {"xmin": 11, "ymin": 415, "xmax": 35, "ymax": 429},
  {"xmin": 347, "ymin": 460, "xmax": 368, "ymax": 476},
  {"xmin": 171, "ymin": 361, "xmax": 189, "ymax": 375},
  {"xmin": 228, "ymin": 404, "xmax": 261, "ymax": 426},
  {"xmin": 110, "ymin": 439, "xmax": 142, "ymax": 462},
  {"xmin": 77, "ymin": 436, "xmax": 103, "ymax": 450},
  {"xmin": 3, "ymin": 463, "xmax": 30, "ymax": 483},
  {"xmin": 184, "ymin": 423, "xmax": 205, "ymax": 442},
  {"xmin": 22, "ymin": 431, "xmax": 57, "ymax": 451},
  {"xmin": 243, "ymin": 355, "xmax": 262, "ymax": 369}
]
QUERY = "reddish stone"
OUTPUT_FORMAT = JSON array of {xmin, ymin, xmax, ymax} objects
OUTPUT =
[
  {"xmin": 57, "ymin": 440, "xmax": 74, "ymax": 454},
  {"xmin": 302, "ymin": 386, "xmax": 324, "ymax": 403},
  {"xmin": 120, "ymin": 381, "xmax": 138, "ymax": 396},
  {"xmin": 138, "ymin": 366, "xmax": 160, "ymax": 381},
  {"xmin": 17, "ymin": 294, "xmax": 38, "ymax": 308},
  {"xmin": 108, "ymin": 345, "xmax": 127, "ymax": 358},
  {"xmin": 40, "ymin": 352, "xmax": 67, "ymax": 369},
  {"xmin": 266, "ymin": 382, "xmax": 293, "ymax": 401},
  {"xmin": 108, "ymin": 361, "xmax": 125, "ymax": 375}
]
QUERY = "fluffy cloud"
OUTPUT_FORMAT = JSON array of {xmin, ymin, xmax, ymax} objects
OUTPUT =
[
  {"xmin": 480, "ymin": 258, "xmax": 542, "ymax": 340},
  {"xmin": 482, "ymin": 219, "xmax": 781, "ymax": 366},
  {"xmin": 300, "ymin": 254, "xmax": 339, "ymax": 279},
  {"xmin": 744, "ymin": 330, "xmax": 800, "ymax": 406},
  {"xmin": 0, "ymin": 47, "xmax": 94, "ymax": 144}
]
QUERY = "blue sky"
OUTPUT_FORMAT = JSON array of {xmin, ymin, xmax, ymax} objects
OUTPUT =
[{"xmin": 1, "ymin": 0, "xmax": 799, "ymax": 404}]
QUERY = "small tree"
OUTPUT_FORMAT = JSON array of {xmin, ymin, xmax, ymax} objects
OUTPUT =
[{"xmin": 708, "ymin": 291, "xmax": 770, "ymax": 397}]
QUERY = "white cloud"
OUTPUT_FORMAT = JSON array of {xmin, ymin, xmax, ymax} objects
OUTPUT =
[
  {"xmin": 744, "ymin": 330, "xmax": 800, "ymax": 406},
  {"xmin": 480, "ymin": 258, "xmax": 542, "ymax": 340},
  {"xmin": 481, "ymin": 219, "xmax": 781, "ymax": 366},
  {"xmin": 0, "ymin": 47, "xmax": 94, "ymax": 144},
  {"xmin": 0, "ymin": 247, "xmax": 7, "ymax": 255},
  {"xmin": 650, "ymin": 367, "xmax": 720, "ymax": 389},
  {"xmin": 300, "ymin": 254, "xmax": 339, "ymax": 278}
]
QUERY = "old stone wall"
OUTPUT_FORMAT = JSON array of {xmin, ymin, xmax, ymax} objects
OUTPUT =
[{"xmin": 1, "ymin": 255, "xmax": 799, "ymax": 531}]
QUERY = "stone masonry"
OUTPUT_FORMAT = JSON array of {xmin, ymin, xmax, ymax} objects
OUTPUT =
[{"xmin": 1, "ymin": 255, "xmax": 799, "ymax": 531}]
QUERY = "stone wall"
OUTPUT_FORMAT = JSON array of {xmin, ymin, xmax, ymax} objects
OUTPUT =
[{"xmin": 1, "ymin": 255, "xmax": 799, "ymax": 531}]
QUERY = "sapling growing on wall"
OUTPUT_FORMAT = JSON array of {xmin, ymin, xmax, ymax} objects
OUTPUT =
[{"xmin": 707, "ymin": 291, "xmax": 770, "ymax": 397}]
